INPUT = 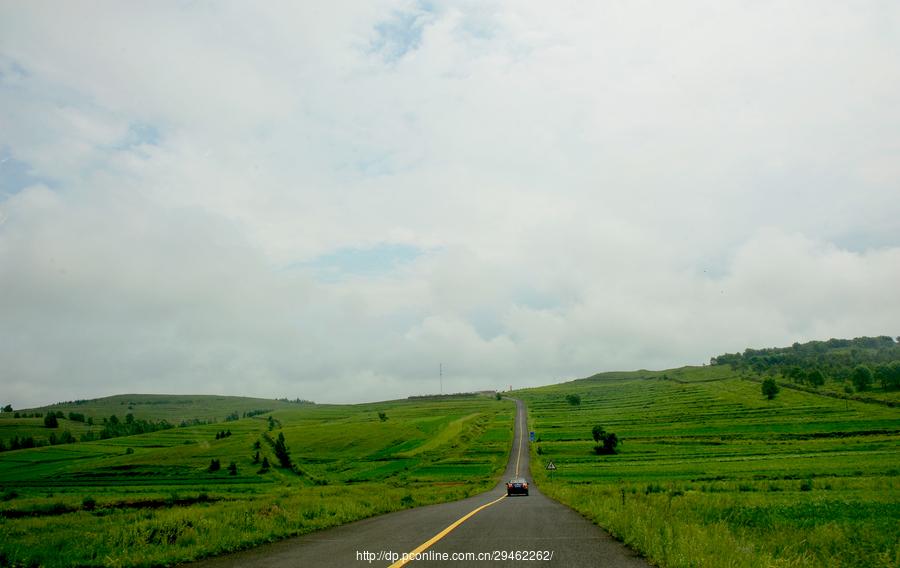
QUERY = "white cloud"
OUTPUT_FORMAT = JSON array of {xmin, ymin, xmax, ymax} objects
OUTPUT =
[{"xmin": 0, "ymin": 1, "xmax": 898, "ymax": 407}]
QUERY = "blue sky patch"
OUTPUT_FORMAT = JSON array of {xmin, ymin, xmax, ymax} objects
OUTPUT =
[
  {"xmin": 0, "ymin": 150, "xmax": 52, "ymax": 197},
  {"xmin": 111, "ymin": 122, "xmax": 161, "ymax": 152},
  {"xmin": 370, "ymin": 2, "xmax": 436, "ymax": 62},
  {"xmin": 300, "ymin": 243, "xmax": 426, "ymax": 281},
  {"xmin": 0, "ymin": 57, "xmax": 29, "ymax": 83}
]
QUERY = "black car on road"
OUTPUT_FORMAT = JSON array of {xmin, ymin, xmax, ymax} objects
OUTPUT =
[{"xmin": 506, "ymin": 477, "xmax": 529, "ymax": 496}]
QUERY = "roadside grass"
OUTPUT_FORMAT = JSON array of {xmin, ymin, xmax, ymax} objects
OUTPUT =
[
  {"xmin": 0, "ymin": 394, "xmax": 513, "ymax": 567},
  {"xmin": 519, "ymin": 367, "xmax": 900, "ymax": 568}
]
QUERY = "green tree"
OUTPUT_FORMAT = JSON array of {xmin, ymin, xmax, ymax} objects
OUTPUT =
[
  {"xmin": 227, "ymin": 462, "xmax": 238, "ymax": 476},
  {"xmin": 258, "ymin": 456, "xmax": 271, "ymax": 473},
  {"xmin": 874, "ymin": 362, "xmax": 900, "ymax": 390},
  {"xmin": 806, "ymin": 368, "xmax": 825, "ymax": 387},
  {"xmin": 378, "ymin": 412, "xmax": 388, "ymax": 422},
  {"xmin": 208, "ymin": 458, "xmax": 221, "ymax": 472},
  {"xmin": 600, "ymin": 432, "xmax": 619, "ymax": 454},
  {"xmin": 852, "ymin": 365, "xmax": 873, "ymax": 392},
  {"xmin": 591, "ymin": 425, "xmax": 619, "ymax": 455},
  {"xmin": 44, "ymin": 413, "xmax": 59, "ymax": 428},
  {"xmin": 273, "ymin": 432, "xmax": 292, "ymax": 468},
  {"xmin": 2, "ymin": 404, "xmax": 12, "ymax": 413},
  {"xmin": 786, "ymin": 366, "xmax": 804, "ymax": 383},
  {"xmin": 592, "ymin": 424, "xmax": 606, "ymax": 443},
  {"xmin": 762, "ymin": 378, "xmax": 780, "ymax": 400},
  {"xmin": 566, "ymin": 394, "xmax": 581, "ymax": 406}
]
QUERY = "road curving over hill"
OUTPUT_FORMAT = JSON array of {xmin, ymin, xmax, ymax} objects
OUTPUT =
[{"xmin": 186, "ymin": 399, "xmax": 649, "ymax": 567}]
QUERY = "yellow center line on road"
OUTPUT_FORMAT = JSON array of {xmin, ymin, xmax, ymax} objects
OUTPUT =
[
  {"xmin": 387, "ymin": 494, "xmax": 508, "ymax": 568},
  {"xmin": 388, "ymin": 404, "xmax": 523, "ymax": 567}
]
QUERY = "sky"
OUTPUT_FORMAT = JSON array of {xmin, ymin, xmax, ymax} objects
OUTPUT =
[{"xmin": 1, "ymin": 1, "xmax": 899, "ymax": 408}]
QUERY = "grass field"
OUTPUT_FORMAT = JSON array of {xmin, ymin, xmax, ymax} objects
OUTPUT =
[
  {"xmin": 12, "ymin": 393, "xmax": 309, "ymax": 422},
  {"xmin": 517, "ymin": 366, "xmax": 900, "ymax": 568},
  {"xmin": 0, "ymin": 394, "xmax": 513, "ymax": 567},
  {"xmin": 0, "ymin": 394, "xmax": 314, "ymax": 449}
]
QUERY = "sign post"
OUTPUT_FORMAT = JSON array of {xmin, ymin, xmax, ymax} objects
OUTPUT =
[
  {"xmin": 546, "ymin": 460, "xmax": 556, "ymax": 480},
  {"xmin": 529, "ymin": 431, "xmax": 535, "ymax": 442}
]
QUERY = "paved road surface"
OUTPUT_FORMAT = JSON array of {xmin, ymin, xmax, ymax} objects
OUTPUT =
[{"xmin": 188, "ymin": 400, "xmax": 649, "ymax": 567}]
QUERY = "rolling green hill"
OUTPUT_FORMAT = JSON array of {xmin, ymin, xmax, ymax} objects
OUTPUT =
[
  {"xmin": 0, "ymin": 394, "xmax": 313, "ymax": 451},
  {"xmin": 18, "ymin": 393, "xmax": 310, "ymax": 422},
  {"xmin": 518, "ymin": 362, "xmax": 900, "ymax": 568},
  {"xmin": 2, "ymin": 337, "xmax": 897, "ymax": 567},
  {"xmin": 0, "ymin": 394, "xmax": 513, "ymax": 567}
]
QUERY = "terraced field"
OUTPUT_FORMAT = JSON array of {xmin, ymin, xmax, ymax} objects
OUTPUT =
[
  {"xmin": 518, "ymin": 367, "xmax": 900, "ymax": 568},
  {"xmin": 0, "ymin": 395, "xmax": 513, "ymax": 567}
]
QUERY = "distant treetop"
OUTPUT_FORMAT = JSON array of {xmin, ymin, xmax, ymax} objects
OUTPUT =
[{"xmin": 710, "ymin": 336, "xmax": 899, "ymax": 384}]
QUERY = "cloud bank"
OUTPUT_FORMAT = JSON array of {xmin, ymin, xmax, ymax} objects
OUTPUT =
[{"xmin": 1, "ymin": 1, "xmax": 898, "ymax": 407}]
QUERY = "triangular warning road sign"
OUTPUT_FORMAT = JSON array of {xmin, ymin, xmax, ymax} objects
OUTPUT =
[{"xmin": 546, "ymin": 461, "xmax": 557, "ymax": 471}]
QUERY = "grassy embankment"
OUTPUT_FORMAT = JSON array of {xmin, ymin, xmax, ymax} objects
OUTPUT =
[
  {"xmin": 0, "ymin": 394, "xmax": 513, "ymax": 567},
  {"xmin": 518, "ymin": 365, "xmax": 900, "ymax": 568}
]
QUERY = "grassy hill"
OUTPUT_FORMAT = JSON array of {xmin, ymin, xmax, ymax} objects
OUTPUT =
[
  {"xmin": 0, "ymin": 394, "xmax": 312, "ymax": 451},
  {"xmin": 0, "ymin": 394, "xmax": 513, "ymax": 567},
  {"xmin": 2, "ymin": 337, "xmax": 896, "ymax": 567},
  {"xmin": 19, "ymin": 393, "xmax": 310, "ymax": 421},
  {"xmin": 517, "ymin": 363, "xmax": 900, "ymax": 568}
]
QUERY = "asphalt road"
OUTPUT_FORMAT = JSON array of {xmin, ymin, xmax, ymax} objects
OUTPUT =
[{"xmin": 188, "ymin": 399, "xmax": 649, "ymax": 567}]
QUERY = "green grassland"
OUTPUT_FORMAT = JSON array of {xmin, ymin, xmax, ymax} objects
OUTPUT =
[
  {"xmin": 517, "ymin": 366, "xmax": 900, "ymax": 568},
  {"xmin": 0, "ymin": 394, "xmax": 513, "ymax": 567},
  {"xmin": 23, "ymin": 393, "xmax": 308, "ymax": 422},
  {"xmin": 0, "ymin": 394, "xmax": 313, "ymax": 449}
]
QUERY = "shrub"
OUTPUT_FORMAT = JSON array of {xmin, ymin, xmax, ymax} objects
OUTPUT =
[
  {"xmin": 800, "ymin": 479, "xmax": 813, "ymax": 491},
  {"xmin": 565, "ymin": 394, "xmax": 581, "ymax": 406},
  {"xmin": 378, "ymin": 412, "xmax": 388, "ymax": 422},
  {"xmin": 807, "ymin": 368, "xmax": 826, "ymax": 386},
  {"xmin": 82, "ymin": 496, "xmax": 97, "ymax": 511},
  {"xmin": 852, "ymin": 365, "xmax": 873, "ymax": 392},
  {"xmin": 44, "ymin": 413, "xmax": 59, "ymax": 428},
  {"xmin": 208, "ymin": 458, "xmax": 221, "ymax": 472},
  {"xmin": 227, "ymin": 462, "xmax": 237, "ymax": 476},
  {"xmin": 273, "ymin": 432, "xmax": 292, "ymax": 468},
  {"xmin": 762, "ymin": 378, "xmax": 780, "ymax": 400},
  {"xmin": 592, "ymin": 425, "xmax": 620, "ymax": 454}
]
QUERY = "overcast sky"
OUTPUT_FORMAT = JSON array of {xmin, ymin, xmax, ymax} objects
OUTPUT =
[{"xmin": 1, "ymin": 1, "xmax": 898, "ymax": 408}]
